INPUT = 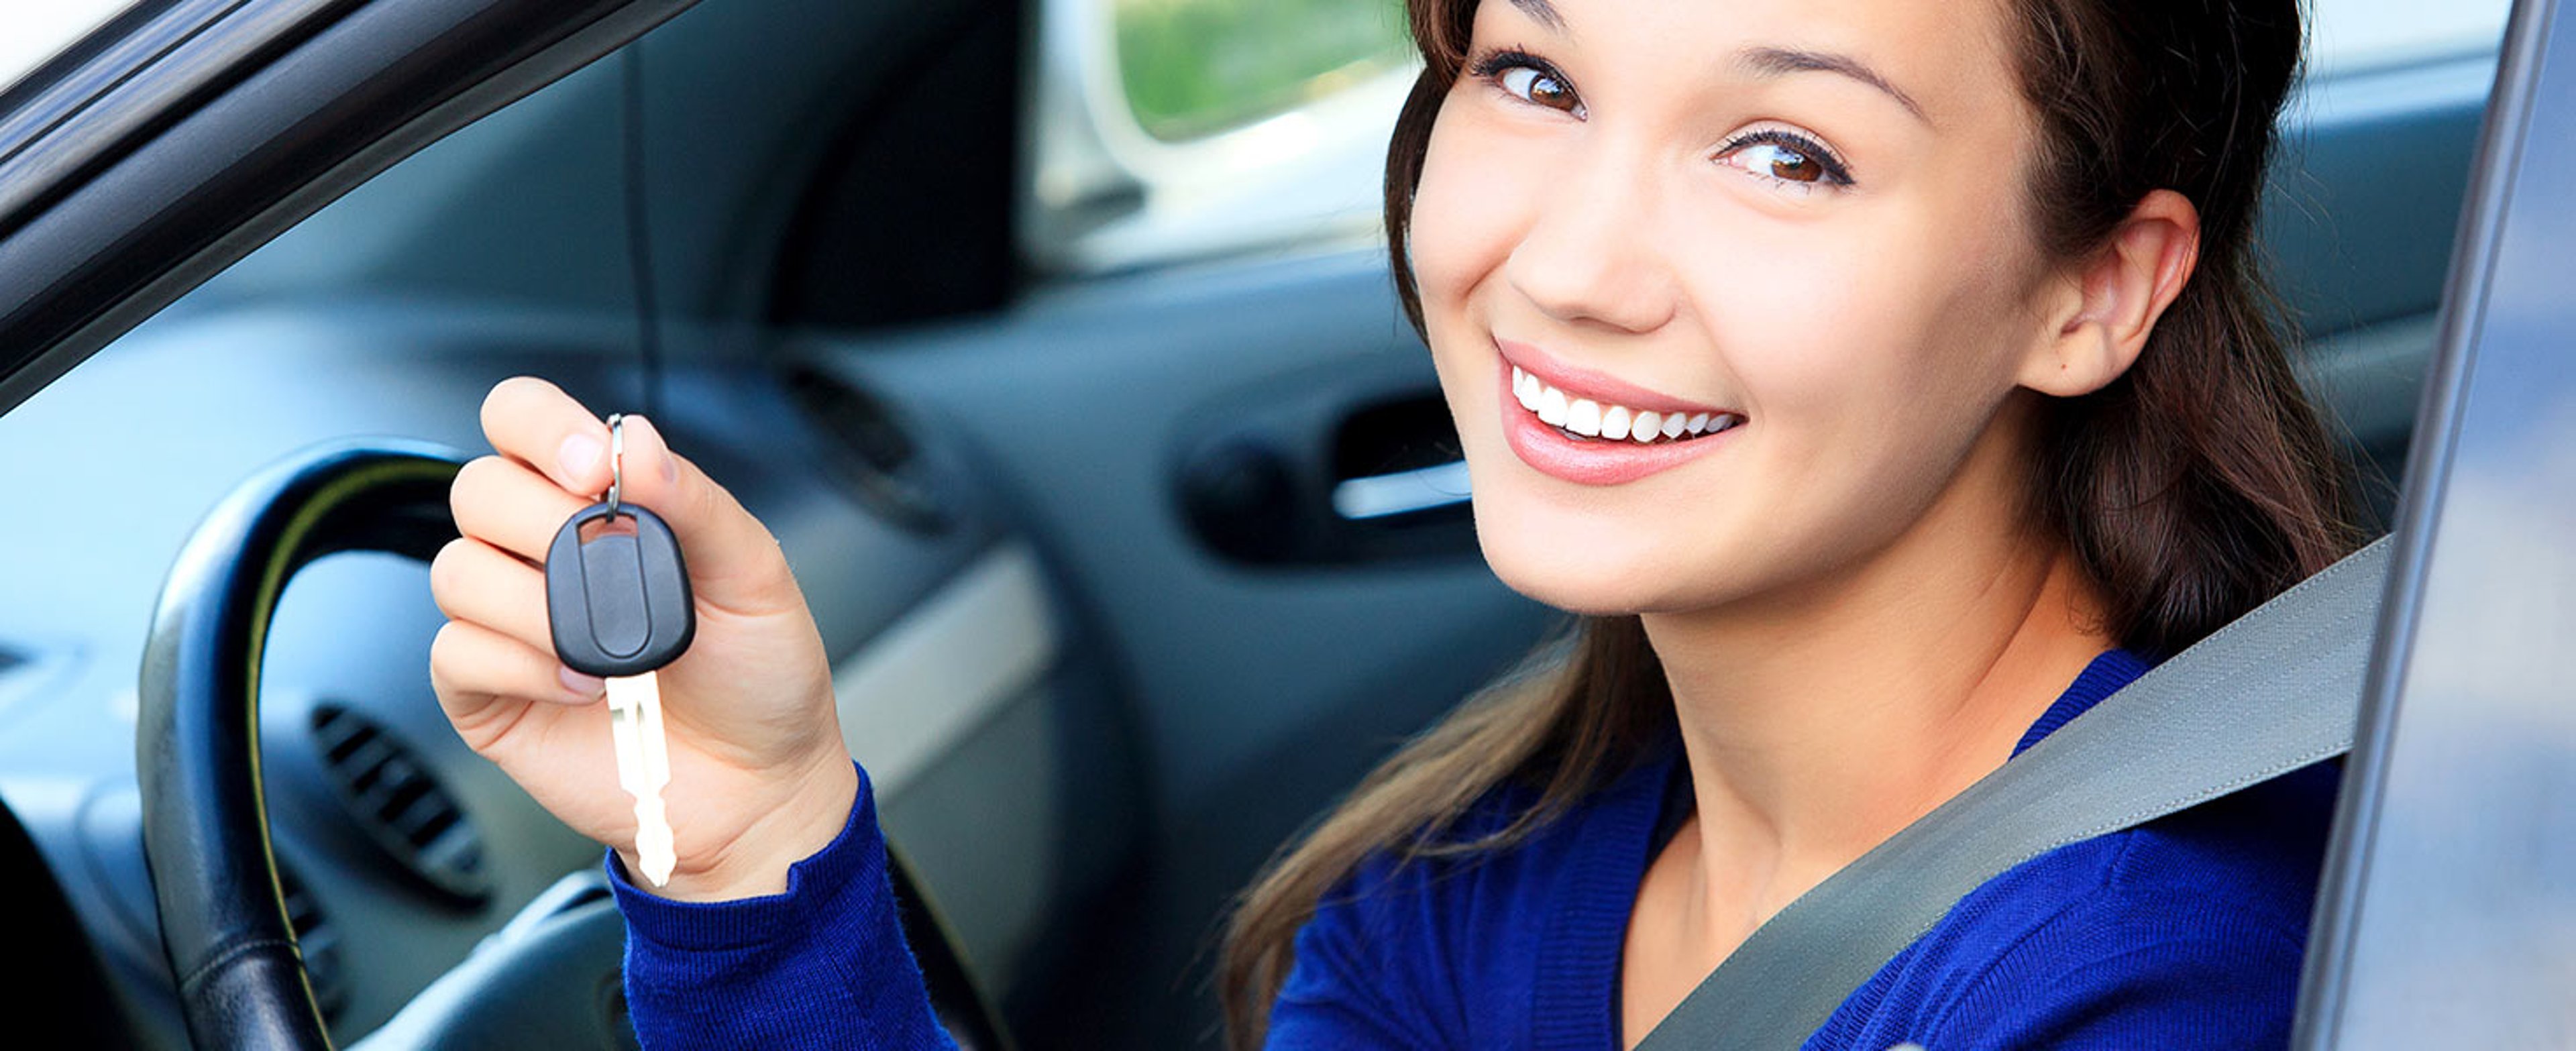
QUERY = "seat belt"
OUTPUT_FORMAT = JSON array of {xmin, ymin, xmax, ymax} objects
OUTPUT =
[{"xmin": 1633, "ymin": 535, "xmax": 2390, "ymax": 1051}]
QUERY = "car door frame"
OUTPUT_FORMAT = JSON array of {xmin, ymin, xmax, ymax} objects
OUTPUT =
[
  {"xmin": 0, "ymin": 0, "xmax": 702, "ymax": 417},
  {"xmin": 2296, "ymin": 0, "xmax": 2576, "ymax": 1044}
]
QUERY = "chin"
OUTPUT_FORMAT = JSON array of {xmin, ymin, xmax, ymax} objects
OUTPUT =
[{"xmin": 1468, "ymin": 484, "xmax": 1708, "ymax": 617}]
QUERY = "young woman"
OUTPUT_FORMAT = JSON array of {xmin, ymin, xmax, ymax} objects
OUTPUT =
[{"xmin": 430, "ymin": 0, "xmax": 2359, "ymax": 1046}]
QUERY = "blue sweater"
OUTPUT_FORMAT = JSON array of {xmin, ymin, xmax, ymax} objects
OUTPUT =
[{"xmin": 609, "ymin": 650, "xmax": 2340, "ymax": 1049}]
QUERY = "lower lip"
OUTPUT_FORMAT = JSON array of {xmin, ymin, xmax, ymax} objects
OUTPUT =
[{"xmin": 1497, "ymin": 357, "xmax": 1735, "ymax": 486}]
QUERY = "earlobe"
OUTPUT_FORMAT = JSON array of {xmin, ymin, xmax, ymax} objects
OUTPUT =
[{"xmin": 2019, "ymin": 190, "xmax": 2202, "ymax": 398}]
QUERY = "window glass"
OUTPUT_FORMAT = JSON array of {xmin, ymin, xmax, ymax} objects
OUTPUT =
[
  {"xmin": 2311, "ymin": 0, "xmax": 2514, "ymax": 74},
  {"xmin": 0, "ymin": 2, "xmax": 142, "ymax": 97},
  {"xmin": 1114, "ymin": 0, "xmax": 1409, "ymax": 140}
]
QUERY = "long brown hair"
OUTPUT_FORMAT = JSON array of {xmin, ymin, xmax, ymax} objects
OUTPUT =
[{"xmin": 1220, "ymin": 1, "xmax": 2359, "ymax": 1042}]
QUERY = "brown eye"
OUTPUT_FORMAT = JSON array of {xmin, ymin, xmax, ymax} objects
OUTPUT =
[
  {"xmin": 1762, "ymin": 146, "xmax": 1823, "ymax": 181},
  {"xmin": 1741, "ymin": 144, "xmax": 1823, "ymax": 182},
  {"xmin": 1717, "ymin": 133, "xmax": 1855, "ymax": 190},
  {"xmin": 1498, "ymin": 66, "xmax": 1582, "ymax": 115}
]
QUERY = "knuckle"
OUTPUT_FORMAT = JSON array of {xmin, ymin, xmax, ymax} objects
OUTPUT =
[
  {"xmin": 485, "ymin": 376, "xmax": 557, "ymax": 415},
  {"xmin": 480, "ymin": 379, "xmax": 529, "ymax": 435},
  {"xmin": 429, "ymin": 621, "xmax": 468, "ymax": 671},
  {"xmin": 689, "ymin": 473, "xmax": 724, "ymax": 527},
  {"xmin": 428, "ymin": 538, "xmax": 473, "ymax": 602},
  {"xmin": 450, "ymin": 455, "xmax": 502, "ymax": 516}
]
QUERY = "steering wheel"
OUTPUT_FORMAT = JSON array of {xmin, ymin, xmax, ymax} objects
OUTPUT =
[{"xmin": 136, "ymin": 441, "xmax": 1007, "ymax": 1050}]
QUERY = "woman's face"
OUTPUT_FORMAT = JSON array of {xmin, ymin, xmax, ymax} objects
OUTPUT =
[{"xmin": 1415, "ymin": 0, "xmax": 2065, "ymax": 616}]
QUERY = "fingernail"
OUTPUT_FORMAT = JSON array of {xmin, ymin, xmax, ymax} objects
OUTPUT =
[
  {"xmin": 559, "ymin": 433, "xmax": 602, "ymax": 481},
  {"xmin": 559, "ymin": 665, "xmax": 604, "ymax": 696}
]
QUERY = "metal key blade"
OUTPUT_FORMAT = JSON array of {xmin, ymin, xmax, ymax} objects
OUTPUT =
[{"xmin": 606, "ymin": 672, "xmax": 676, "ymax": 886}]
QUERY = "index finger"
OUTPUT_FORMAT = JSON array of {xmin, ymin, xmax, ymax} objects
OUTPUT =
[
  {"xmin": 476, "ymin": 378, "xmax": 798, "ymax": 615},
  {"xmin": 480, "ymin": 376, "xmax": 615, "ymax": 500}
]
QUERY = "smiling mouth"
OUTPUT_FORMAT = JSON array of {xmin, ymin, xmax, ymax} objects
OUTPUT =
[{"xmin": 1510, "ymin": 365, "xmax": 1745, "ymax": 445}]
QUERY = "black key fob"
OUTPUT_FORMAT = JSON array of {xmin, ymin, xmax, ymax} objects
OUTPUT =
[{"xmin": 545, "ymin": 502, "xmax": 696, "ymax": 678}]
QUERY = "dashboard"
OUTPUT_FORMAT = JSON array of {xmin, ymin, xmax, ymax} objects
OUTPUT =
[{"xmin": 0, "ymin": 293, "xmax": 1085, "ymax": 1045}]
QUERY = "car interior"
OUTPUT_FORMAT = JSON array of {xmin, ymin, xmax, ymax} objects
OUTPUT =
[{"xmin": 0, "ymin": 0, "xmax": 2534, "ymax": 1046}]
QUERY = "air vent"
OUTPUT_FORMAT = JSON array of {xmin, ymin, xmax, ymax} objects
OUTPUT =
[
  {"xmin": 275, "ymin": 860, "xmax": 346, "ymax": 1017},
  {"xmin": 309, "ymin": 704, "xmax": 490, "ymax": 905}
]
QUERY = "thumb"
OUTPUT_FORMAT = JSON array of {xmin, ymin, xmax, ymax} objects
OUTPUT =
[{"xmin": 595, "ymin": 413, "xmax": 800, "ymax": 615}]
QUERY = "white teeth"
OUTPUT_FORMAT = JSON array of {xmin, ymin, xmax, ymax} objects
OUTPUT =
[
  {"xmin": 1629, "ymin": 410, "xmax": 1658, "ymax": 443},
  {"xmin": 1511, "ymin": 364, "xmax": 1733, "ymax": 445},
  {"xmin": 1566, "ymin": 399, "xmax": 1603, "ymax": 437},
  {"xmin": 1600, "ymin": 405, "xmax": 1633, "ymax": 441}
]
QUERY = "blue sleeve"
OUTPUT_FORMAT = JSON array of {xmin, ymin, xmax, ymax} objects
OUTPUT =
[
  {"xmin": 1915, "ymin": 898, "xmax": 2306, "ymax": 1050},
  {"xmin": 605, "ymin": 765, "xmax": 956, "ymax": 1051}
]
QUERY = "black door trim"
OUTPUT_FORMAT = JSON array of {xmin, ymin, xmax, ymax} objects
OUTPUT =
[{"xmin": 0, "ymin": 0, "xmax": 703, "ymax": 419}]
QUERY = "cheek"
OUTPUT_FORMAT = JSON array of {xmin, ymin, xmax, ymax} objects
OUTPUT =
[
  {"xmin": 1408, "ymin": 105, "xmax": 1542, "ymax": 335},
  {"xmin": 1682, "ymin": 201, "xmax": 2030, "ymax": 455},
  {"xmin": 1629, "ymin": 199, "xmax": 2044, "ymax": 594},
  {"xmin": 1409, "ymin": 106, "xmax": 1538, "ymax": 457}
]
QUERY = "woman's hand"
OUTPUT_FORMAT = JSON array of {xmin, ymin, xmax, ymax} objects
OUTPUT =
[{"xmin": 429, "ymin": 376, "xmax": 857, "ymax": 901}]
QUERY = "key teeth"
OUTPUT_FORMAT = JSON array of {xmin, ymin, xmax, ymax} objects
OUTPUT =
[
  {"xmin": 641, "ymin": 844, "xmax": 676, "ymax": 888},
  {"xmin": 637, "ymin": 826, "xmax": 676, "ymax": 887},
  {"xmin": 635, "ymin": 797, "xmax": 676, "ymax": 887}
]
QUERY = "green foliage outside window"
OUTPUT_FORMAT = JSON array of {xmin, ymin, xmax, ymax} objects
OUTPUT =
[{"xmin": 1114, "ymin": 0, "xmax": 1411, "ymax": 140}]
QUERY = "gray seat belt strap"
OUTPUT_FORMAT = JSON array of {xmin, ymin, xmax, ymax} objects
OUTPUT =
[{"xmin": 1634, "ymin": 535, "xmax": 2390, "ymax": 1051}]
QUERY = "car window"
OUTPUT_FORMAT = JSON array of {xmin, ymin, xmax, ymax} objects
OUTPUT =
[
  {"xmin": 0, "ymin": 2, "xmax": 143, "ymax": 97},
  {"xmin": 2312, "ymin": 0, "xmax": 2516, "ymax": 75},
  {"xmin": 1114, "ymin": 0, "xmax": 1407, "ymax": 140},
  {"xmin": 1029, "ymin": 0, "xmax": 2519, "ymax": 276}
]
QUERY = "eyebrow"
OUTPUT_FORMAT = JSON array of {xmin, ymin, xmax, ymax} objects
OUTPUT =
[
  {"xmin": 1735, "ymin": 46, "xmax": 1930, "ymax": 124},
  {"xmin": 1494, "ymin": 3, "xmax": 1929, "ymax": 125},
  {"xmin": 1506, "ymin": 0, "xmax": 1566, "ymax": 33}
]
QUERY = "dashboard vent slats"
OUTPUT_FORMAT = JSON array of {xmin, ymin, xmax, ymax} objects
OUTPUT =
[{"xmin": 309, "ymin": 704, "xmax": 490, "ymax": 905}]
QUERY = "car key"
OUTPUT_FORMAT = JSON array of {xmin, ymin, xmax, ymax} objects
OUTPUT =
[{"xmin": 544, "ymin": 415, "xmax": 696, "ymax": 887}]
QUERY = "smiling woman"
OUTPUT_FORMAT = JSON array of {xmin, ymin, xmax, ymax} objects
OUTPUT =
[
  {"xmin": 1223, "ymin": 0, "xmax": 2360, "ymax": 1044},
  {"xmin": 430, "ymin": 0, "xmax": 2361, "ymax": 1048}
]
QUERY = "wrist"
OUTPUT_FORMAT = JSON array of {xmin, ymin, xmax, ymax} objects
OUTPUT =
[{"xmin": 633, "ymin": 753, "xmax": 861, "ymax": 903}]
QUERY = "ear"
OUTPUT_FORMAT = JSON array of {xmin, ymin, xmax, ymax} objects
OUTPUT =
[{"xmin": 2019, "ymin": 189, "xmax": 2201, "ymax": 398}]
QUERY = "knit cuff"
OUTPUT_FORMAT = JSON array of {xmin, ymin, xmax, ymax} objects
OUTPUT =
[{"xmin": 606, "ymin": 763, "xmax": 883, "ymax": 953}]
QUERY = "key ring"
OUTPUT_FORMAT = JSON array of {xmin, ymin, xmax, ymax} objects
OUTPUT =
[{"xmin": 604, "ymin": 413, "xmax": 627, "ymax": 520}]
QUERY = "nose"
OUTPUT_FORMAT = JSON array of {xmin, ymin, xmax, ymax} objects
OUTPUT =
[{"xmin": 1501, "ymin": 147, "xmax": 1678, "ymax": 334}]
